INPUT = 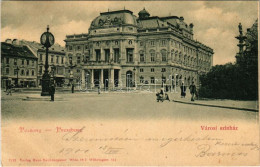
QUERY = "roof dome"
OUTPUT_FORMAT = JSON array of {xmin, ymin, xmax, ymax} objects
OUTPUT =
[
  {"xmin": 90, "ymin": 10, "xmax": 138, "ymax": 29},
  {"xmin": 138, "ymin": 8, "xmax": 150, "ymax": 19}
]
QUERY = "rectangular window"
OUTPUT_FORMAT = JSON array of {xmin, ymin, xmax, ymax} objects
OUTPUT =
[
  {"xmin": 114, "ymin": 48, "xmax": 119, "ymax": 63},
  {"xmin": 6, "ymin": 68, "xmax": 9, "ymax": 75},
  {"xmin": 27, "ymin": 60, "xmax": 29, "ymax": 65},
  {"xmin": 77, "ymin": 69, "xmax": 80, "ymax": 73},
  {"xmin": 140, "ymin": 76, "xmax": 144, "ymax": 83},
  {"xmin": 14, "ymin": 69, "xmax": 17, "ymax": 75},
  {"xmin": 56, "ymin": 56, "xmax": 59, "ymax": 64},
  {"xmin": 40, "ymin": 54, "xmax": 43, "ymax": 61},
  {"xmin": 151, "ymin": 68, "xmax": 154, "ymax": 72},
  {"xmin": 140, "ymin": 41, "xmax": 143, "ymax": 46},
  {"xmin": 162, "ymin": 76, "xmax": 166, "ymax": 83},
  {"xmin": 150, "ymin": 41, "xmax": 155, "ymax": 47},
  {"xmin": 61, "ymin": 57, "xmax": 64, "ymax": 64},
  {"xmin": 151, "ymin": 77, "xmax": 155, "ymax": 84},
  {"xmin": 140, "ymin": 68, "xmax": 144, "ymax": 72},
  {"xmin": 51, "ymin": 56, "xmax": 54, "ymax": 63},
  {"xmin": 150, "ymin": 53, "xmax": 155, "ymax": 62},
  {"xmin": 85, "ymin": 45, "xmax": 88, "ymax": 50},
  {"xmin": 6, "ymin": 58, "xmax": 9, "ymax": 64},
  {"xmin": 105, "ymin": 49, "xmax": 110, "ymax": 62},
  {"xmin": 77, "ymin": 57, "xmax": 81, "ymax": 64},
  {"xmin": 140, "ymin": 53, "xmax": 145, "ymax": 62},
  {"xmin": 77, "ymin": 45, "xmax": 81, "ymax": 51},
  {"xmin": 69, "ymin": 46, "xmax": 73, "ymax": 51},
  {"xmin": 95, "ymin": 49, "xmax": 101, "ymax": 62},
  {"xmin": 39, "ymin": 66, "xmax": 42, "ymax": 75},
  {"xmin": 126, "ymin": 48, "xmax": 133, "ymax": 63},
  {"xmin": 162, "ymin": 40, "xmax": 166, "ymax": 46},
  {"xmin": 14, "ymin": 59, "xmax": 17, "ymax": 65},
  {"xmin": 162, "ymin": 68, "xmax": 166, "ymax": 72},
  {"xmin": 32, "ymin": 60, "xmax": 34, "ymax": 66}
]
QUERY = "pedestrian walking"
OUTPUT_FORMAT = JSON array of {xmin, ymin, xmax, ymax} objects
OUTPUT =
[
  {"xmin": 49, "ymin": 84, "xmax": 55, "ymax": 101},
  {"xmin": 189, "ymin": 81, "xmax": 196, "ymax": 101},
  {"xmin": 71, "ymin": 84, "xmax": 74, "ymax": 93},
  {"xmin": 6, "ymin": 84, "xmax": 12, "ymax": 95},
  {"xmin": 180, "ymin": 83, "xmax": 186, "ymax": 98},
  {"xmin": 98, "ymin": 85, "xmax": 101, "ymax": 94}
]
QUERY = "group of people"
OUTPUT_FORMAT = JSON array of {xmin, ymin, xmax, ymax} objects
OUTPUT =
[
  {"xmin": 180, "ymin": 81, "xmax": 197, "ymax": 101},
  {"xmin": 6, "ymin": 84, "xmax": 14, "ymax": 95},
  {"xmin": 156, "ymin": 81, "xmax": 197, "ymax": 102}
]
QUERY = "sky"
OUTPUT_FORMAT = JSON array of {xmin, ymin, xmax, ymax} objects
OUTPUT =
[{"xmin": 1, "ymin": 1, "xmax": 258, "ymax": 65}]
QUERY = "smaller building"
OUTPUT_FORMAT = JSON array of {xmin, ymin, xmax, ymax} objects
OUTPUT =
[
  {"xmin": 1, "ymin": 41, "xmax": 38, "ymax": 88},
  {"xmin": 20, "ymin": 40, "xmax": 67, "ymax": 87}
]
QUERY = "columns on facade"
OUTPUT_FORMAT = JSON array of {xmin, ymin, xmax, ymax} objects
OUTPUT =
[
  {"xmin": 81, "ymin": 69, "xmax": 85, "ymax": 87},
  {"xmin": 118, "ymin": 69, "xmax": 121, "ymax": 87},
  {"xmin": 110, "ymin": 45, "xmax": 113, "ymax": 62},
  {"xmin": 101, "ymin": 47, "xmax": 104, "ymax": 61},
  {"xmin": 100, "ymin": 69, "xmax": 103, "ymax": 88},
  {"xmin": 91, "ymin": 69, "xmax": 94, "ymax": 87},
  {"xmin": 109, "ymin": 69, "xmax": 114, "ymax": 89},
  {"xmin": 134, "ymin": 40, "xmax": 138, "ymax": 64}
]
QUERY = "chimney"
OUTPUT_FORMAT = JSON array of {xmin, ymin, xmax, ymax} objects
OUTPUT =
[
  {"xmin": 179, "ymin": 16, "xmax": 184, "ymax": 22},
  {"xmin": 5, "ymin": 39, "xmax": 12, "ymax": 44},
  {"xmin": 12, "ymin": 39, "xmax": 20, "ymax": 45}
]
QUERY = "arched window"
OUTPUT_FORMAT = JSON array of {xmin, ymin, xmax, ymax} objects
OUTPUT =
[
  {"xmin": 32, "ymin": 70, "xmax": 34, "ymax": 76},
  {"xmin": 21, "ymin": 69, "xmax": 24, "ymax": 75},
  {"xmin": 150, "ymin": 50, "xmax": 155, "ymax": 62},
  {"xmin": 161, "ymin": 49, "xmax": 167, "ymax": 62},
  {"xmin": 26, "ymin": 70, "xmax": 29, "ymax": 76}
]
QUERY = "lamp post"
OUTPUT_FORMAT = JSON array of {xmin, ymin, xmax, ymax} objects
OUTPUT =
[
  {"xmin": 51, "ymin": 66, "xmax": 56, "ymax": 85},
  {"xmin": 15, "ymin": 66, "xmax": 20, "ymax": 87},
  {"xmin": 40, "ymin": 25, "xmax": 55, "ymax": 96}
]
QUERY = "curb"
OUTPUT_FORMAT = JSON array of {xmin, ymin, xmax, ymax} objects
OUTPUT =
[{"xmin": 172, "ymin": 100, "xmax": 259, "ymax": 112}]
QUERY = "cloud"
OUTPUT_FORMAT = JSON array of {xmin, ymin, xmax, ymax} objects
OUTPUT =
[{"xmin": 1, "ymin": 1, "xmax": 258, "ymax": 65}]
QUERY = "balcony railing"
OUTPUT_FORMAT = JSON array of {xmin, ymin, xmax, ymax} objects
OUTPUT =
[{"xmin": 84, "ymin": 60, "xmax": 121, "ymax": 65}]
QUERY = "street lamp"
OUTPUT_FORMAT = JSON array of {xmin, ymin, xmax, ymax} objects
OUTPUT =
[
  {"xmin": 50, "ymin": 66, "xmax": 56, "ymax": 85},
  {"xmin": 40, "ymin": 25, "xmax": 55, "ymax": 96},
  {"xmin": 15, "ymin": 66, "xmax": 20, "ymax": 87}
]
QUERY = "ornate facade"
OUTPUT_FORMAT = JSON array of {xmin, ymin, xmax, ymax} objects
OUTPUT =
[{"xmin": 64, "ymin": 9, "xmax": 214, "ymax": 89}]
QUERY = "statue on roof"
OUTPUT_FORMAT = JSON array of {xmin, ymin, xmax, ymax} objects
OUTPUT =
[{"xmin": 238, "ymin": 23, "xmax": 243, "ymax": 35}]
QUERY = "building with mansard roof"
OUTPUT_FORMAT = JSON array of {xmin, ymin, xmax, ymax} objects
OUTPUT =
[
  {"xmin": 18, "ymin": 40, "xmax": 67, "ymax": 87},
  {"xmin": 64, "ymin": 9, "xmax": 214, "ymax": 90},
  {"xmin": 1, "ymin": 40, "xmax": 38, "ymax": 88}
]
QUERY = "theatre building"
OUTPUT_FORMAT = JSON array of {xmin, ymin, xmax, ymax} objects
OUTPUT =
[{"xmin": 64, "ymin": 9, "xmax": 214, "ymax": 89}]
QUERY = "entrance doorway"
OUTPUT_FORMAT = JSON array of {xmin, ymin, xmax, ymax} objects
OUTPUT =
[
  {"xmin": 94, "ymin": 69, "xmax": 100, "ymax": 87},
  {"xmin": 103, "ymin": 69, "xmax": 109, "ymax": 88},
  {"xmin": 126, "ymin": 71, "xmax": 133, "ymax": 87}
]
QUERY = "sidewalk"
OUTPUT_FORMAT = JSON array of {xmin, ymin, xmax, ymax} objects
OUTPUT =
[{"xmin": 169, "ymin": 91, "xmax": 258, "ymax": 112}]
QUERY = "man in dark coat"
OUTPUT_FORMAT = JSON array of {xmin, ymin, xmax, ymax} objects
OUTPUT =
[
  {"xmin": 180, "ymin": 83, "xmax": 186, "ymax": 98},
  {"xmin": 72, "ymin": 84, "xmax": 74, "ymax": 93},
  {"xmin": 50, "ymin": 84, "xmax": 55, "ymax": 101},
  {"xmin": 189, "ymin": 81, "xmax": 196, "ymax": 101}
]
